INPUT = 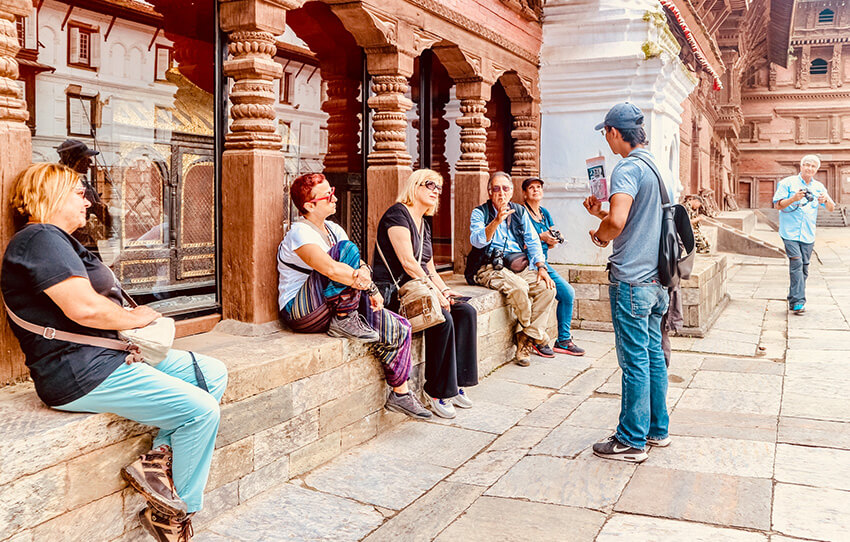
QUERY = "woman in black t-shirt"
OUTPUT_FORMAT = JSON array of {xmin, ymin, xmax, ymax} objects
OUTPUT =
[
  {"xmin": 1, "ymin": 163, "xmax": 227, "ymax": 540},
  {"xmin": 373, "ymin": 169, "xmax": 478, "ymax": 419}
]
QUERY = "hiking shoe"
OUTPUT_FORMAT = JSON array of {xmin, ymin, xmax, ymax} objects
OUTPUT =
[
  {"xmin": 531, "ymin": 342, "xmax": 555, "ymax": 358},
  {"xmin": 385, "ymin": 391, "xmax": 432, "ymax": 419},
  {"xmin": 553, "ymin": 340, "xmax": 585, "ymax": 356},
  {"xmin": 791, "ymin": 303, "xmax": 805, "ymax": 314},
  {"xmin": 452, "ymin": 388, "xmax": 473, "ymax": 409},
  {"xmin": 328, "ymin": 312, "xmax": 379, "ymax": 342},
  {"xmin": 592, "ymin": 436, "xmax": 648, "ymax": 463},
  {"xmin": 138, "ymin": 507, "xmax": 193, "ymax": 542},
  {"xmin": 122, "ymin": 446, "xmax": 187, "ymax": 519},
  {"xmin": 425, "ymin": 393, "xmax": 457, "ymax": 419},
  {"xmin": 515, "ymin": 333, "xmax": 532, "ymax": 367},
  {"xmin": 647, "ymin": 435, "xmax": 671, "ymax": 447}
]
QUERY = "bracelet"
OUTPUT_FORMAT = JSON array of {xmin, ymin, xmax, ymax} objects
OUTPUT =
[
  {"xmin": 367, "ymin": 282, "xmax": 380, "ymax": 296},
  {"xmin": 441, "ymin": 287, "xmax": 450, "ymax": 294}
]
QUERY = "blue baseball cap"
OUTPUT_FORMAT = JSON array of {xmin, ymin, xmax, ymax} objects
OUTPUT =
[{"xmin": 594, "ymin": 103, "xmax": 645, "ymax": 131}]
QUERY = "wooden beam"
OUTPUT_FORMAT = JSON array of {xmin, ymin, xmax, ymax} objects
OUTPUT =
[
  {"xmin": 147, "ymin": 27, "xmax": 162, "ymax": 51},
  {"xmin": 104, "ymin": 16, "xmax": 117, "ymax": 42},
  {"xmin": 60, "ymin": 4, "xmax": 73, "ymax": 31}
]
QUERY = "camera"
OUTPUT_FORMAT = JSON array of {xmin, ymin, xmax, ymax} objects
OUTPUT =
[
  {"xmin": 803, "ymin": 189, "xmax": 815, "ymax": 203},
  {"xmin": 548, "ymin": 228, "xmax": 565, "ymax": 244},
  {"xmin": 488, "ymin": 247, "xmax": 505, "ymax": 271}
]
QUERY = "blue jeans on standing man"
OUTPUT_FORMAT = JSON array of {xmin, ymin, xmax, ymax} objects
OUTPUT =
[
  {"xmin": 609, "ymin": 280, "xmax": 669, "ymax": 449},
  {"xmin": 547, "ymin": 263, "xmax": 575, "ymax": 342},
  {"xmin": 781, "ymin": 238, "xmax": 814, "ymax": 307}
]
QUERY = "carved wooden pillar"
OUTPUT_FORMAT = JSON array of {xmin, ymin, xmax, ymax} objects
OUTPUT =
[
  {"xmin": 798, "ymin": 45, "xmax": 811, "ymax": 89},
  {"xmin": 219, "ymin": 0, "xmax": 292, "ymax": 325},
  {"xmin": 364, "ymin": 50, "xmax": 414, "ymax": 254},
  {"xmin": 0, "ymin": 0, "xmax": 33, "ymax": 383},
  {"xmin": 831, "ymin": 44, "xmax": 842, "ymax": 89},
  {"xmin": 510, "ymin": 99, "xmax": 540, "ymax": 181},
  {"xmin": 453, "ymin": 79, "xmax": 491, "ymax": 273},
  {"xmin": 322, "ymin": 70, "xmax": 362, "ymax": 173}
]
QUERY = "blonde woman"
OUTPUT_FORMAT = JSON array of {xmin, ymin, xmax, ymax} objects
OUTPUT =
[
  {"xmin": 1, "ymin": 163, "xmax": 227, "ymax": 541},
  {"xmin": 373, "ymin": 169, "xmax": 479, "ymax": 419}
]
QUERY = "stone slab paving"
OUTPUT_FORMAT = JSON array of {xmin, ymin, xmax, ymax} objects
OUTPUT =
[{"xmin": 196, "ymin": 243, "xmax": 850, "ymax": 541}]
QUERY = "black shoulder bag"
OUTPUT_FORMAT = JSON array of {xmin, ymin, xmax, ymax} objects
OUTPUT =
[{"xmin": 632, "ymin": 154, "xmax": 696, "ymax": 288}]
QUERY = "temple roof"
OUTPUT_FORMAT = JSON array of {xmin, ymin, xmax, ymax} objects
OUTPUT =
[{"xmin": 768, "ymin": 0, "xmax": 796, "ymax": 68}]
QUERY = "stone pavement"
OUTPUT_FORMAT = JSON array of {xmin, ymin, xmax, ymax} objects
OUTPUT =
[{"xmin": 195, "ymin": 240, "xmax": 850, "ymax": 542}]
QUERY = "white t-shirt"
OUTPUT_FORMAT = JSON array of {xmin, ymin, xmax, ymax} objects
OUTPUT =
[{"xmin": 277, "ymin": 219, "xmax": 349, "ymax": 310}]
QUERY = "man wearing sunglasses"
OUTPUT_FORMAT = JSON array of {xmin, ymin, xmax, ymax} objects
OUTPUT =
[{"xmin": 468, "ymin": 171, "xmax": 556, "ymax": 367}]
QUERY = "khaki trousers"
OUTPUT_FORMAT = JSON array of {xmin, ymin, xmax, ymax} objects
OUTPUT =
[{"xmin": 476, "ymin": 264, "xmax": 556, "ymax": 344}]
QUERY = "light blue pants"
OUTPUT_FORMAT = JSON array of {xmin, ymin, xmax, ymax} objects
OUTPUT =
[
  {"xmin": 547, "ymin": 263, "xmax": 575, "ymax": 342},
  {"xmin": 55, "ymin": 350, "xmax": 228, "ymax": 513}
]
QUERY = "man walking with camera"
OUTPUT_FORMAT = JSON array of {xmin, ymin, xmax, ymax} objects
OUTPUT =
[
  {"xmin": 583, "ymin": 103, "xmax": 669, "ymax": 463},
  {"xmin": 522, "ymin": 177, "xmax": 584, "ymax": 356},
  {"xmin": 469, "ymin": 172, "xmax": 556, "ymax": 367},
  {"xmin": 773, "ymin": 155, "xmax": 835, "ymax": 315}
]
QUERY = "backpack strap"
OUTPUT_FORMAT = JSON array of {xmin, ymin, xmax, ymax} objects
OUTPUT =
[
  {"xmin": 631, "ymin": 152, "xmax": 670, "ymax": 205},
  {"xmin": 3, "ymin": 300, "xmax": 133, "ymax": 351}
]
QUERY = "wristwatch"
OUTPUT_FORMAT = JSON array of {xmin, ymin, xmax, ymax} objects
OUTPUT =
[{"xmin": 367, "ymin": 282, "xmax": 380, "ymax": 296}]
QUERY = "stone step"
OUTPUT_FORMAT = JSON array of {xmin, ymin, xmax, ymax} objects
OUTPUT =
[
  {"xmin": 704, "ymin": 218, "xmax": 786, "ymax": 259},
  {"xmin": 0, "ymin": 279, "xmax": 521, "ymax": 542}
]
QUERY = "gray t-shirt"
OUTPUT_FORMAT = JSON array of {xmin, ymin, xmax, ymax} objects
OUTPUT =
[{"xmin": 608, "ymin": 148, "xmax": 663, "ymax": 284}]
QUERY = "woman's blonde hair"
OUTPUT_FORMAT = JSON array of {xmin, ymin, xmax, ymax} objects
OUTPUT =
[
  {"xmin": 398, "ymin": 169, "xmax": 443, "ymax": 216},
  {"xmin": 10, "ymin": 163, "xmax": 80, "ymax": 222}
]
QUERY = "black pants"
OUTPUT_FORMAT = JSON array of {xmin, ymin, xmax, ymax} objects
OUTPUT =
[{"xmin": 423, "ymin": 302, "xmax": 479, "ymax": 399}]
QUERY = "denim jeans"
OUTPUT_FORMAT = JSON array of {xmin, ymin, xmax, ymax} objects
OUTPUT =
[
  {"xmin": 547, "ymin": 263, "xmax": 575, "ymax": 342},
  {"xmin": 781, "ymin": 238, "xmax": 814, "ymax": 307},
  {"xmin": 609, "ymin": 280, "xmax": 669, "ymax": 449}
]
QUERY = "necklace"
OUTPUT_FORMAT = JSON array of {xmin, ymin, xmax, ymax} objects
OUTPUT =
[{"xmin": 524, "ymin": 202, "xmax": 543, "ymax": 223}]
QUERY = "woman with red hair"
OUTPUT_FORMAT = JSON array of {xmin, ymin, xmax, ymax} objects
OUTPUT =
[{"xmin": 277, "ymin": 173, "xmax": 430, "ymax": 419}]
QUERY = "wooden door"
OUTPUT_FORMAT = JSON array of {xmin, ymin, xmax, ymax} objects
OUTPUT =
[
  {"xmin": 758, "ymin": 179, "xmax": 775, "ymax": 208},
  {"xmin": 737, "ymin": 180, "xmax": 752, "ymax": 209}
]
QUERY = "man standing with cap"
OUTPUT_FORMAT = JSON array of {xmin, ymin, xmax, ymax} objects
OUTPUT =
[
  {"xmin": 521, "ymin": 177, "xmax": 584, "ymax": 356},
  {"xmin": 583, "ymin": 103, "xmax": 670, "ymax": 463},
  {"xmin": 57, "ymin": 139, "xmax": 112, "ymax": 248}
]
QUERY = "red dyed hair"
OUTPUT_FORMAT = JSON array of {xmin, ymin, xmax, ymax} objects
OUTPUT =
[{"xmin": 290, "ymin": 173, "xmax": 326, "ymax": 215}]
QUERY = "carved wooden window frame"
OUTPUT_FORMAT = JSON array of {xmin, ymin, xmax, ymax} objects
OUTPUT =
[
  {"xmin": 818, "ymin": 9, "xmax": 835, "ymax": 25},
  {"xmin": 280, "ymin": 72, "xmax": 293, "ymax": 105},
  {"xmin": 66, "ymin": 94, "xmax": 95, "ymax": 137},
  {"xmin": 67, "ymin": 22, "xmax": 100, "ymax": 72}
]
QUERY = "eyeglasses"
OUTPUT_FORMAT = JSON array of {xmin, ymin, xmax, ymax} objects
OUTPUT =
[
  {"xmin": 422, "ymin": 180, "xmax": 443, "ymax": 194},
  {"xmin": 306, "ymin": 186, "xmax": 335, "ymax": 204},
  {"xmin": 600, "ymin": 127, "xmax": 610, "ymax": 136},
  {"xmin": 489, "ymin": 185, "xmax": 513, "ymax": 193}
]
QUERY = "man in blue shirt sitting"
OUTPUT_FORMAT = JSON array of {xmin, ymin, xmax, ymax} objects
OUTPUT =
[
  {"xmin": 773, "ymin": 155, "xmax": 835, "ymax": 314},
  {"xmin": 469, "ymin": 172, "xmax": 556, "ymax": 367}
]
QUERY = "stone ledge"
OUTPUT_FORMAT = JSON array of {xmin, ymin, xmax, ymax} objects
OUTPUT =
[{"xmin": 0, "ymin": 278, "xmax": 523, "ymax": 542}]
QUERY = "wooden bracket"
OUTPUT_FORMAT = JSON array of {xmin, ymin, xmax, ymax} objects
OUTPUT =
[
  {"xmin": 60, "ymin": 5, "xmax": 74, "ymax": 31},
  {"xmin": 104, "ymin": 16, "xmax": 117, "ymax": 42},
  {"xmin": 148, "ymin": 27, "xmax": 162, "ymax": 51}
]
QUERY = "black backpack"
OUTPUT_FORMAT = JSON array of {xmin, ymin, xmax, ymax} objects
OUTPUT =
[
  {"xmin": 464, "ymin": 201, "xmax": 526, "ymax": 285},
  {"xmin": 632, "ymin": 153, "xmax": 695, "ymax": 289}
]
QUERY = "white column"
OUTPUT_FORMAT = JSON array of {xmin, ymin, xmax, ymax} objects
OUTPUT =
[{"xmin": 540, "ymin": 0, "xmax": 697, "ymax": 265}]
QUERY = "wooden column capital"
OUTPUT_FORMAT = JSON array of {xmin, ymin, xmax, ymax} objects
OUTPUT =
[{"xmin": 219, "ymin": 0, "xmax": 297, "ymax": 34}]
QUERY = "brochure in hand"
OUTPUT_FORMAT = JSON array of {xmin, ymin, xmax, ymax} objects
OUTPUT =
[{"xmin": 586, "ymin": 156, "xmax": 608, "ymax": 202}]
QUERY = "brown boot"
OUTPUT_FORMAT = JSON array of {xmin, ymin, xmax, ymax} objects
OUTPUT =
[
  {"xmin": 122, "ymin": 446, "xmax": 187, "ymax": 519},
  {"xmin": 138, "ymin": 507, "xmax": 194, "ymax": 542},
  {"xmin": 515, "ymin": 332, "xmax": 532, "ymax": 367}
]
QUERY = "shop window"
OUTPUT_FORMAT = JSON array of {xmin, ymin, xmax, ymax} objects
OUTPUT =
[
  {"xmin": 34, "ymin": 2, "xmax": 218, "ymax": 316},
  {"xmin": 818, "ymin": 9, "xmax": 835, "ymax": 25},
  {"xmin": 810, "ymin": 58, "xmax": 828, "ymax": 75},
  {"xmin": 281, "ymin": 72, "xmax": 293, "ymax": 104},
  {"xmin": 155, "ymin": 45, "xmax": 172, "ymax": 82},
  {"xmin": 68, "ymin": 24, "xmax": 100, "ymax": 70},
  {"xmin": 67, "ymin": 94, "xmax": 95, "ymax": 136}
]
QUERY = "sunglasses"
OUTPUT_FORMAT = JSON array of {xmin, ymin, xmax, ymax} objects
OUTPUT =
[
  {"xmin": 306, "ymin": 186, "xmax": 335, "ymax": 204},
  {"xmin": 489, "ymin": 185, "xmax": 512, "ymax": 193},
  {"xmin": 422, "ymin": 180, "xmax": 443, "ymax": 194}
]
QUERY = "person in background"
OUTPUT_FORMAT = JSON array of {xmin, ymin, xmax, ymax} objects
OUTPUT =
[
  {"xmin": 277, "ymin": 173, "xmax": 431, "ymax": 419},
  {"xmin": 56, "ymin": 139, "xmax": 112, "ymax": 249},
  {"xmin": 373, "ymin": 169, "xmax": 478, "ymax": 419},
  {"xmin": 773, "ymin": 154, "xmax": 835, "ymax": 315},
  {"xmin": 521, "ymin": 177, "xmax": 585, "ymax": 356}
]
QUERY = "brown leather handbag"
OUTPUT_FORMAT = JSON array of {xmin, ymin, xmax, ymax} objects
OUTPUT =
[{"xmin": 376, "ymin": 227, "xmax": 445, "ymax": 332}]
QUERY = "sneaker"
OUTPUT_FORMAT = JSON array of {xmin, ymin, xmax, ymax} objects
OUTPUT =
[
  {"xmin": 531, "ymin": 342, "xmax": 555, "ymax": 358},
  {"xmin": 592, "ymin": 436, "xmax": 648, "ymax": 463},
  {"xmin": 553, "ymin": 340, "xmax": 585, "ymax": 356},
  {"xmin": 515, "ymin": 334, "xmax": 532, "ymax": 367},
  {"xmin": 122, "ymin": 447, "xmax": 187, "ymax": 519},
  {"xmin": 452, "ymin": 388, "xmax": 473, "ymax": 409},
  {"xmin": 138, "ymin": 507, "xmax": 193, "ymax": 542},
  {"xmin": 328, "ymin": 312, "xmax": 379, "ymax": 342},
  {"xmin": 792, "ymin": 303, "xmax": 805, "ymax": 314},
  {"xmin": 425, "ymin": 394, "xmax": 457, "ymax": 419},
  {"xmin": 647, "ymin": 435, "xmax": 671, "ymax": 447},
  {"xmin": 385, "ymin": 391, "xmax": 432, "ymax": 419}
]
